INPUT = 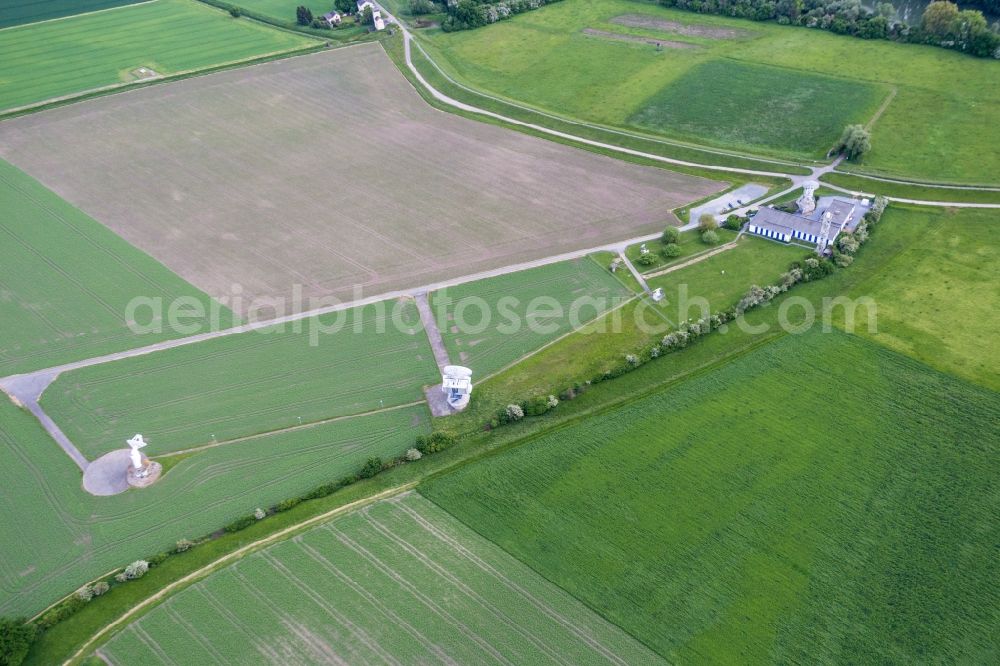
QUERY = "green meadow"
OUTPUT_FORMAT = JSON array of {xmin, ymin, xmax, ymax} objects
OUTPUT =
[
  {"xmin": 0, "ymin": 398, "xmax": 429, "ymax": 617},
  {"xmin": 0, "ymin": 159, "xmax": 235, "ymax": 377},
  {"xmin": 0, "ymin": 0, "xmax": 316, "ymax": 111},
  {"xmin": 416, "ymin": 0, "xmax": 1000, "ymax": 182},
  {"xmin": 423, "ymin": 330, "xmax": 1000, "ymax": 662},
  {"xmin": 836, "ymin": 206, "xmax": 1000, "ymax": 391},
  {"xmin": 43, "ymin": 300, "xmax": 438, "ymax": 458},
  {"xmin": 431, "ymin": 258, "xmax": 632, "ymax": 378},
  {"xmin": 624, "ymin": 227, "xmax": 738, "ymax": 273}
]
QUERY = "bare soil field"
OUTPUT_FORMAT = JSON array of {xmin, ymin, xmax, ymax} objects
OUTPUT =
[
  {"xmin": 582, "ymin": 28, "xmax": 696, "ymax": 49},
  {"xmin": 0, "ymin": 43, "xmax": 722, "ymax": 317},
  {"xmin": 609, "ymin": 14, "xmax": 750, "ymax": 39}
]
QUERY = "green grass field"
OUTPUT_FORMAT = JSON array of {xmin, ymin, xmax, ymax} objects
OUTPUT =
[
  {"xmin": 837, "ymin": 206, "xmax": 999, "ymax": 391},
  {"xmin": 415, "ymin": 0, "xmax": 999, "ymax": 181},
  {"xmin": 645, "ymin": 234, "xmax": 804, "ymax": 316},
  {"xmin": 43, "ymin": 300, "xmax": 438, "ymax": 458},
  {"xmin": 232, "ymin": 0, "xmax": 344, "ymax": 21},
  {"xmin": 629, "ymin": 60, "xmax": 882, "ymax": 156},
  {"xmin": 0, "ymin": 398, "xmax": 429, "ymax": 617},
  {"xmin": 0, "ymin": 0, "xmax": 316, "ymax": 111},
  {"xmin": 0, "ymin": 159, "xmax": 236, "ymax": 377},
  {"xmin": 98, "ymin": 492, "xmax": 661, "ymax": 664},
  {"xmin": 423, "ymin": 329, "xmax": 1000, "ymax": 662},
  {"xmin": 0, "ymin": 0, "xmax": 145, "ymax": 28},
  {"xmin": 431, "ymin": 258, "xmax": 632, "ymax": 377}
]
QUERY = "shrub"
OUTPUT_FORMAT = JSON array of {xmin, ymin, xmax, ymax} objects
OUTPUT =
[
  {"xmin": 415, "ymin": 431, "xmax": 455, "ymax": 454},
  {"xmin": 662, "ymin": 243, "xmax": 682, "ymax": 258},
  {"xmin": 547, "ymin": 394, "xmax": 559, "ymax": 408},
  {"xmin": 524, "ymin": 395, "xmax": 555, "ymax": 416},
  {"xmin": 75, "ymin": 586, "xmax": 94, "ymax": 602},
  {"xmin": 114, "ymin": 572, "xmax": 128, "ymax": 584},
  {"xmin": 505, "ymin": 404, "xmax": 524, "ymax": 421},
  {"xmin": 254, "ymin": 507, "xmax": 266, "ymax": 520},
  {"xmin": 701, "ymin": 230, "xmax": 719, "ymax": 244},
  {"xmin": 635, "ymin": 252, "xmax": 658, "ymax": 266},
  {"xmin": 698, "ymin": 214, "xmax": 718, "ymax": 231},
  {"xmin": 723, "ymin": 214, "xmax": 743, "ymax": 231},
  {"xmin": 148, "ymin": 552, "xmax": 170, "ymax": 567},
  {"xmin": 405, "ymin": 448, "xmax": 423, "ymax": 461},
  {"xmin": 359, "ymin": 457, "xmax": 383, "ymax": 479},
  {"xmin": 225, "ymin": 515, "xmax": 256, "ymax": 532},
  {"xmin": 124, "ymin": 560, "xmax": 149, "ymax": 580},
  {"xmin": 409, "ymin": 0, "xmax": 436, "ymax": 13},
  {"xmin": 834, "ymin": 253, "xmax": 854, "ymax": 267},
  {"xmin": 296, "ymin": 5, "xmax": 313, "ymax": 25},
  {"xmin": 174, "ymin": 539, "xmax": 195, "ymax": 553},
  {"xmin": 229, "ymin": 6, "xmax": 241, "ymax": 17},
  {"xmin": 0, "ymin": 617, "xmax": 37, "ymax": 666},
  {"xmin": 303, "ymin": 482, "xmax": 340, "ymax": 499},
  {"xmin": 275, "ymin": 497, "xmax": 302, "ymax": 512},
  {"xmin": 661, "ymin": 226, "xmax": 680, "ymax": 244},
  {"xmin": 92, "ymin": 581, "xmax": 110, "ymax": 597}
]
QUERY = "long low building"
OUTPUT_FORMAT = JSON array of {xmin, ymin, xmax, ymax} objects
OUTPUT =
[{"xmin": 747, "ymin": 197, "xmax": 861, "ymax": 251}]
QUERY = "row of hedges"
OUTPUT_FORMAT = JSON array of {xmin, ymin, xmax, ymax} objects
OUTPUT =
[
  {"xmin": 655, "ymin": 0, "xmax": 1000, "ymax": 59},
  {"xmin": 1, "ymin": 430, "xmax": 458, "ymax": 665}
]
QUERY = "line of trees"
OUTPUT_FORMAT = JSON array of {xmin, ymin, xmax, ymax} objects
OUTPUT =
[
  {"xmin": 442, "ymin": 0, "xmax": 564, "ymax": 32},
  {"xmin": 655, "ymin": 0, "xmax": 1000, "ymax": 58}
]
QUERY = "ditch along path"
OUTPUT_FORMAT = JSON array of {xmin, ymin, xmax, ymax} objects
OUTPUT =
[
  {"xmin": 391, "ymin": 16, "xmax": 1000, "ymax": 208},
  {"xmin": 63, "ymin": 483, "xmax": 418, "ymax": 666}
]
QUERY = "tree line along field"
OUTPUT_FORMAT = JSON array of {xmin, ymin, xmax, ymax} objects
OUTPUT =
[
  {"xmin": 417, "ymin": 0, "xmax": 1000, "ymax": 182},
  {"xmin": 0, "ymin": 0, "xmax": 318, "ymax": 112},
  {"xmin": 0, "ymin": 158, "xmax": 236, "ymax": 377},
  {"xmin": 42, "ymin": 299, "xmax": 438, "ymax": 459},
  {"xmin": 430, "ymin": 258, "xmax": 633, "ymax": 378},
  {"xmin": 98, "ymin": 492, "xmax": 662, "ymax": 665},
  {"xmin": 0, "ymin": 43, "xmax": 721, "ymax": 313},
  {"xmin": 0, "ymin": 396, "xmax": 429, "ymax": 618},
  {"xmin": 0, "ymin": 0, "xmax": 146, "ymax": 28},
  {"xmin": 422, "ymin": 329, "xmax": 1000, "ymax": 662}
]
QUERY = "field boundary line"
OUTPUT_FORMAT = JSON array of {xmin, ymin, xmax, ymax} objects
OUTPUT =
[
  {"xmin": 0, "ymin": 0, "xmax": 160, "ymax": 32},
  {"xmin": 63, "ymin": 482, "xmax": 417, "ymax": 665},
  {"xmin": 644, "ymin": 239, "xmax": 739, "ymax": 279},
  {"xmin": 154, "ymin": 400, "xmax": 426, "ymax": 458}
]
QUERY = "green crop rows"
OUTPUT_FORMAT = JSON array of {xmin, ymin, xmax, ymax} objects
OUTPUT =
[
  {"xmin": 423, "ymin": 329, "xmax": 1000, "ymax": 662},
  {"xmin": 0, "ymin": 0, "xmax": 316, "ymax": 111},
  {"xmin": 0, "ymin": 159, "xmax": 235, "ymax": 377},
  {"xmin": 430, "ymin": 258, "xmax": 632, "ymax": 378},
  {"xmin": 43, "ymin": 300, "xmax": 439, "ymax": 458},
  {"xmin": 101, "ymin": 493, "xmax": 661, "ymax": 664}
]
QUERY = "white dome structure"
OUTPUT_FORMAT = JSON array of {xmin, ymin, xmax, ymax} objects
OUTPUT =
[{"xmin": 441, "ymin": 365, "xmax": 473, "ymax": 411}]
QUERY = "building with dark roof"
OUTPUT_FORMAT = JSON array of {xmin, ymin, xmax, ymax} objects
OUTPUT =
[{"xmin": 747, "ymin": 197, "xmax": 859, "ymax": 251}]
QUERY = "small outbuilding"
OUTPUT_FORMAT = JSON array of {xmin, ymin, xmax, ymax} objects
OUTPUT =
[
  {"xmin": 322, "ymin": 11, "xmax": 342, "ymax": 26},
  {"xmin": 441, "ymin": 365, "xmax": 473, "ymax": 411}
]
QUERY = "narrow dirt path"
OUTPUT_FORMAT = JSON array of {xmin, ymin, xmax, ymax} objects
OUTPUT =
[{"xmin": 414, "ymin": 292, "xmax": 451, "ymax": 371}]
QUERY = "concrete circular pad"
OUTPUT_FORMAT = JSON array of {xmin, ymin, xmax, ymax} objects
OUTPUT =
[{"xmin": 82, "ymin": 449, "xmax": 132, "ymax": 496}]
